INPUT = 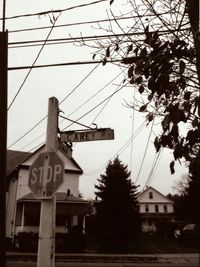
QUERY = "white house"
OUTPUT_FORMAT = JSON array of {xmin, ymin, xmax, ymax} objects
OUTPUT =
[
  {"xmin": 6, "ymin": 141, "xmax": 90, "ymax": 244},
  {"xmin": 137, "ymin": 186, "xmax": 174, "ymax": 233}
]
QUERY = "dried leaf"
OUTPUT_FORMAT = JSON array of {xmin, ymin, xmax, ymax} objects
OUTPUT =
[
  {"xmin": 139, "ymin": 104, "xmax": 147, "ymax": 112},
  {"xmin": 106, "ymin": 47, "xmax": 110, "ymax": 58},
  {"xmin": 127, "ymin": 44, "xmax": 133, "ymax": 54},
  {"xmin": 138, "ymin": 85, "xmax": 145, "ymax": 94},
  {"xmin": 128, "ymin": 65, "xmax": 134, "ymax": 78},
  {"xmin": 170, "ymin": 161, "xmax": 175, "ymax": 174},
  {"xmin": 179, "ymin": 60, "xmax": 186, "ymax": 74}
]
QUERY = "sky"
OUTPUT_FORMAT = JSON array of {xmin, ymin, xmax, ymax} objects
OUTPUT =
[{"xmin": 2, "ymin": 0, "xmax": 187, "ymax": 199}]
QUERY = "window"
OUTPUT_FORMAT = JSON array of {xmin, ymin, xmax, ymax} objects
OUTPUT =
[
  {"xmin": 149, "ymin": 192, "xmax": 153, "ymax": 199},
  {"xmin": 164, "ymin": 205, "xmax": 168, "ymax": 213},
  {"xmin": 155, "ymin": 205, "xmax": 159, "ymax": 212},
  {"xmin": 145, "ymin": 204, "xmax": 149, "ymax": 212}
]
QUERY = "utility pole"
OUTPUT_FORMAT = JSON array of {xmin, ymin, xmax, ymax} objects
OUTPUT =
[
  {"xmin": 0, "ymin": 30, "xmax": 8, "ymax": 267},
  {"xmin": 37, "ymin": 97, "xmax": 58, "ymax": 267}
]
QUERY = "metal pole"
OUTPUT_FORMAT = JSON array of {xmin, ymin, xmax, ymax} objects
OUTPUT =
[
  {"xmin": 0, "ymin": 30, "xmax": 8, "ymax": 267},
  {"xmin": 37, "ymin": 97, "xmax": 58, "ymax": 267}
]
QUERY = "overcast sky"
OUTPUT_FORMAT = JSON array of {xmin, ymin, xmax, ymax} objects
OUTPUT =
[{"xmin": 2, "ymin": 0, "xmax": 187, "ymax": 199}]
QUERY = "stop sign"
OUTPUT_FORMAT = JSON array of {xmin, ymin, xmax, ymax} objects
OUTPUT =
[{"xmin": 28, "ymin": 151, "xmax": 64, "ymax": 199}]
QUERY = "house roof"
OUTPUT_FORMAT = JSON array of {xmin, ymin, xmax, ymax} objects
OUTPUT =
[
  {"xmin": 6, "ymin": 150, "xmax": 31, "ymax": 176},
  {"xmin": 138, "ymin": 186, "xmax": 174, "ymax": 203},
  {"xmin": 6, "ymin": 142, "xmax": 83, "ymax": 176},
  {"xmin": 17, "ymin": 192, "xmax": 89, "ymax": 203}
]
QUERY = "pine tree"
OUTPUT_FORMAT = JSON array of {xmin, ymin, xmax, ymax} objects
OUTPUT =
[
  {"xmin": 94, "ymin": 157, "xmax": 141, "ymax": 252},
  {"xmin": 185, "ymin": 156, "xmax": 200, "ymax": 223}
]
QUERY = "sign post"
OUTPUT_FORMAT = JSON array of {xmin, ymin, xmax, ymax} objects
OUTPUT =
[{"xmin": 35, "ymin": 97, "xmax": 60, "ymax": 267}]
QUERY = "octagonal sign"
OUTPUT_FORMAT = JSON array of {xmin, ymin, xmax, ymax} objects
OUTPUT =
[{"xmin": 28, "ymin": 151, "xmax": 64, "ymax": 199}]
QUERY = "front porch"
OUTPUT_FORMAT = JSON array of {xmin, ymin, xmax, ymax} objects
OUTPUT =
[{"xmin": 14, "ymin": 193, "xmax": 91, "ymax": 237}]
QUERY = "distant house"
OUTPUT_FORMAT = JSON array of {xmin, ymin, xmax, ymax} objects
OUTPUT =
[
  {"xmin": 137, "ymin": 186, "xmax": 174, "ymax": 233},
  {"xmin": 6, "ymin": 142, "xmax": 91, "ymax": 244}
]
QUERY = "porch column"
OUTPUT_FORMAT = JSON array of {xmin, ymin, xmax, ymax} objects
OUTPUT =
[
  {"xmin": 21, "ymin": 203, "xmax": 25, "ymax": 232},
  {"xmin": 71, "ymin": 215, "xmax": 78, "ymax": 226},
  {"xmin": 82, "ymin": 216, "xmax": 86, "ymax": 233}
]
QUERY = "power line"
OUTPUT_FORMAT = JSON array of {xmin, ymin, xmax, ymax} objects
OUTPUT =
[
  {"xmin": 8, "ymin": 16, "xmax": 140, "ymax": 34},
  {"xmin": 7, "ymin": 16, "xmax": 59, "ymax": 110},
  {"xmin": 84, "ymin": 118, "xmax": 147, "ymax": 176},
  {"xmin": 135, "ymin": 118, "xmax": 154, "ymax": 184},
  {"xmin": 7, "ymin": 63, "xmax": 100, "ymax": 149},
  {"xmin": 8, "ymin": 27, "xmax": 190, "ymax": 48},
  {"xmin": 8, "ymin": 59, "xmax": 122, "ymax": 71},
  {"xmin": 0, "ymin": 0, "xmax": 108, "ymax": 21}
]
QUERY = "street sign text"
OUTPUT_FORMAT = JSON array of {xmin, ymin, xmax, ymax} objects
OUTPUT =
[{"xmin": 60, "ymin": 128, "xmax": 114, "ymax": 143}]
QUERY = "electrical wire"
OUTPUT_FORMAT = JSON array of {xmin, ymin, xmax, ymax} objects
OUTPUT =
[
  {"xmin": 7, "ymin": 15, "xmax": 59, "ymax": 111},
  {"xmin": 0, "ymin": 0, "xmax": 108, "ymax": 21},
  {"xmin": 8, "ymin": 59, "xmax": 122, "ymax": 71},
  {"xmin": 84, "ymin": 118, "xmax": 147, "ymax": 176},
  {"xmin": 135, "ymin": 117, "xmax": 155, "ymax": 184},
  {"xmin": 8, "ymin": 16, "xmax": 143, "ymax": 34}
]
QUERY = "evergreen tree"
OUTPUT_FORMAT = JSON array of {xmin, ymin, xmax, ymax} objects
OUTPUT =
[
  {"xmin": 94, "ymin": 157, "xmax": 141, "ymax": 252},
  {"xmin": 185, "ymin": 157, "xmax": 200, "ymax": 223}
]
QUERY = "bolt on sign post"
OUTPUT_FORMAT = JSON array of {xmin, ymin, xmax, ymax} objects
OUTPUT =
[{"xmin": 28, "ymin": 97, "xmax": 63, "ymax": 267}]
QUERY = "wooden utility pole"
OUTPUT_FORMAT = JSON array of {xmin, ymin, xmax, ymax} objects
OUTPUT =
[
  {"xmin": 0, "ymin": 30, "xmax": 8, "ymax": 267},
  {"xmin": 37, "ymin": 97, "xmax": 58, "ymax": 267}
]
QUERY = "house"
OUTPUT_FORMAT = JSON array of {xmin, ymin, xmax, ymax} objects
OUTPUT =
[
  {"xmin": 137, "ymin": 186, "xmax": 174, "ymax": 233},
  {"xmin": 6, "ymin": 141, "xmax": 91, "ymax": 244}
]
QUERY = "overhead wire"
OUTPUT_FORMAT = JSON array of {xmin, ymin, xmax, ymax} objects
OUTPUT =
[
  {"xmin": 84, "ymin": 118, "xmax": 147, "ymax": 176},
  {"xmin": 0, "ymin": 0, "xmax": 108, "ymax": 21},
  {"xmin": 135, "ymin": 117, "xmax": 155, "ymax": 184},
  {"xmin": 7, "ymin": 15, "xmax": 60, "ymax": 111}
]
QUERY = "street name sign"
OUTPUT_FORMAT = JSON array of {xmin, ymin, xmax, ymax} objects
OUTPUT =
[
  {"xmin": 28, "ymin": 151, "xmax": 64, "ymax": 199},
  {"xmin": 60, "ymin": 128, "xmax": 114, "ymax": 143}
]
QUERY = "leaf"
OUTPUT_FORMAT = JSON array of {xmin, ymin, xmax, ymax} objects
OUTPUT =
[
  {"xmin": 146, "ymin": 113, "xmax": 154, "ymax": 123},
  {"xmin": 138, "ymin": 85, "xmax": 145, "ymax": 94},
  {"xmin": 122, "ymin": 56, "xmax": 138, "ymax": 64},
  {"xmin": 110, "ymin": 0, "xmax": 114, "ymax": 4},
  {"xmin": 129, "ymin": 77, "xmax": 135, "ymax": 84},
  {"xmin": 148, "ymin": 93, "xmax": 153, "ymax": 101},
  {"xmin": 134, "ymin": 47, "xmax": 139, "ymax": 56},
  {"xmin": 128, "ymin": 65, "xmax": 134, "ymax": 78},
  {"xmin": 192, "ymin": 117, "xmax": 199, "ymax": 127},
  {"xmin": 183, "ymin": 91, "xmax": 191, "ymax": 100},
  {"xmin": 173, "ymin": 144, "xmax": 183, "ymax": 160},
  {"xmin": 106, "ymin": 47, "xmax": 110, "ymax": 58},
  {"xmin": 179, "ymin": 60, "xmax": 186, "ymax": 74},
  {"xmin": 170, "ymin": 161, "xmax": 175, "ymax": 174},
  {"xmin": 144, "ymin": 25, "xmax": 149, "ymax": 34},
  {"xmin": 139, "ymin": 104, "xmax": 147, "ymax": 112},
  {"xmin": 161, "ymin": 115, "xmax": 170, "ymax": 132},
  {"xmin": 154, "ymin": 137, "xmax": 161, "ymax": 152},
  {"xmin": 127, "ymin": 44, "xmax": 133, "ymax": 54},
  {"xmin": 102, "ymin": 57, "xmax": 107, "ymax": 66},
  {"xmin": 135, "ymin": 76, "xmax": 143, "ymax": 84},
  {"xmin": 92, "ymin": 54, "xmax": 96, "ymax": 60},
  {"xmin": 170, "ymin": 123, "xmax": 179, "ymax": 140},
  {"xmin": 115, "ymin": 43, "xmax": 119, "ymax": 51}
]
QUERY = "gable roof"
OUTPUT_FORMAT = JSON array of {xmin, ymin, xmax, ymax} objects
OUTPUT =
[
  {"xmin": 6, "ymin": 150, "xmax": 31, "ymax": 176},
  {"xmin": 7, "ymin": 142, "xmax": 83, "ymax": 176},
  {"xmin": 138, "ymin": 186, "xmax": 173, "ymax": 203}
]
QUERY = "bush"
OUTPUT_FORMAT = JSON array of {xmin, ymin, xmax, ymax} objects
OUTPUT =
[
  {"xmin": 14, "ymin": 228, "xmax": 87, "ymax": 253},
  {"xmin": 14, "ymin": 232, "xmax": 38, "ymax": 252}
]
